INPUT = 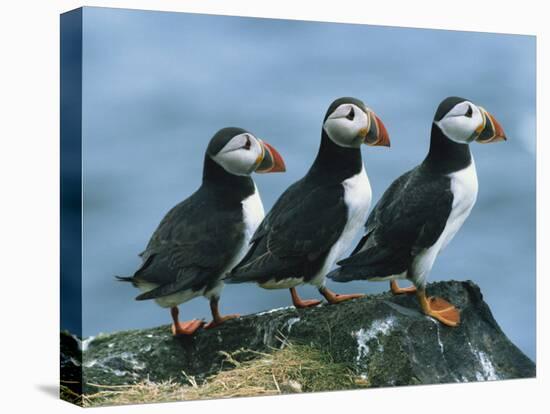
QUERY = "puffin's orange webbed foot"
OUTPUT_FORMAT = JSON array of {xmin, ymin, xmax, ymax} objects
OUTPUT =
[
  {"xmin": 171, "ymin": 319, "xmax": 205, "ymax": 336},
  {"xmin": 390, "ymin": 280, "xmax": 417, "ymax": 295},
  {"xmin": 417, "ymin": 290, "xmax": 460, "ymax": 327},
  {"xmin": 204, "ymin": 314, "xmax": 240, "ymax": 329},
  {"xmin": 290, "ymin": 288, "xmax": 321, "ymax": 308},
  {"xmin": 319, "ymin": 287, "xmax": 364, "ymax": 304},
  {"xmin": 294, "ymin": 299, "xmax": 322, "ymax": 309},
  {"xmin": 206, "ymin": 297, "xmax": 240, "ymax": 329}
]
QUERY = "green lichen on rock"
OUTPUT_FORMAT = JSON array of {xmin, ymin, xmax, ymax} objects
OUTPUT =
[{"xmin": 61, "ymin": 280, "xmax": 535, "ymax": 405}]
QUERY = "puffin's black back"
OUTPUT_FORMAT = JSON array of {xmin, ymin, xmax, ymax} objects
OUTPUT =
[{"xmin": 328, "ymin": 163, "xmax": 453, "ymax": 282}]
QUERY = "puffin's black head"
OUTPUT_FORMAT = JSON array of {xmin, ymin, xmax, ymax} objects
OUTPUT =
[
  {"xmin": 434, "ymin": 96, "xmax": 507, "ymax": 144},
  {"xmin": 206, "ymin": 127, "xmax": 286, "ymax": 176},
  {"xmin": 322, "ymin": 97, "xmax": 390, "ymax": 148}
]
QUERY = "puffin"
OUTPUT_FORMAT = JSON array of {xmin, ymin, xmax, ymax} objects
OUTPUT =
[
  {"xmin": 226, "ymin": 97, "xmax": 390, "ymax": 308},
  {"xmin": 327, "ymin": 96, "xmax": 506, "ymax": 327},
  {"xmin": 116, "ymin": 127, "xmax": 286, "ymax": 336}
]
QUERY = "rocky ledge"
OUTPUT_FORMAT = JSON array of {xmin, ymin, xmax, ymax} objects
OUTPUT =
[{"xmin": 61, "ymin": 281, "xmax": 535, "ymax": 395}]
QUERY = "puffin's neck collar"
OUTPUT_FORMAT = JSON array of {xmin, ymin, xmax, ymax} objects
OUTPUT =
[
  {"xmin": 423, "ymin": 123, "xmax": 472, "ymax": 174},
  {"xmin": 202, "ymin": 155, "xmax": 255, "ymax": 200},
  {"xmin": 309, "ymin": 130, "xmax": 363, "ymax": 180}
]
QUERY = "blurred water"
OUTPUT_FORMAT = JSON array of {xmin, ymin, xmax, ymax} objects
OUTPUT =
[{"xmin": 80, "ymin": 8, "xmax": 536, "ymax": 360}]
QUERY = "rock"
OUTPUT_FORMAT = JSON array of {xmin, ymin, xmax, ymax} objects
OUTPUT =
[
  {"xmin": 61, "ymin": 281, "xmax": 535, "ymax": 394},
  {"xmin": 60, "ymin": 329, "xmax": 83, "ymax": 400}
]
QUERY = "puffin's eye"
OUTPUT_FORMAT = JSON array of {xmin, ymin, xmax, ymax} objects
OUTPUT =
[
  {"xmin": 465, "ymin": 105, "xmax": 473, "ymax": 118},
  {"xmin": 244, "ymin": 136, "xmax": 251, "ymax": 150},
  {"xmin": 346, "ymin": 107, "xmax": 355, "ymax": 121}
]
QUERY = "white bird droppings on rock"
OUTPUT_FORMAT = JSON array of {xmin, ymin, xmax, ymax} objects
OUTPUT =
[
  {"xmin": 256, "ymin": 306, "xmax": 294, "ymax": 316},
  {"xmin": 353, "ymin": 316, "xmax": 397, "ymax": 365},
  {"xmin": 286, "ymin": 317, "xmax": 300, "ymax": 333},
  {"xmin": 475, "ymin": 350, "xmax": 499, "ymax": 380},
  {"xmin": 468, "ymin": 341, "xmax": 500, "ymax": 380},
  {"xmin": 80, "ymin": 336, "xmax": 95, "ymax": 352},
  {"xmin": 428, "ymin": 318, "xmax": 445, "ymax": 354}
]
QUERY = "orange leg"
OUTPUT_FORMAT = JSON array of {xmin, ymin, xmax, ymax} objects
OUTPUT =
[
  {"xmin": 319, "ymin": 286, "xmax": 364, "ymax": 305},
  {"xmin": 390, "ymin": 280, "xmax": 417, "ymax": 295},
  {"xmin": 170, "ymin": 307, "xmax": 204, "ymax": 336},
  {"xmin": 204, "ymin": 297, "xmax": 240, "ymax": 329},
  {"xmin": 416, "ymin": 289, "xmax": 460, "ymax": 327},
  {"xmin": 290, "ymin": 287, "xmax": 321, "ymax": 309}
]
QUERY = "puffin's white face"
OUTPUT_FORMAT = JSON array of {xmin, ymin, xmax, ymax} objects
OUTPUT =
[
  {"xmin": 323, "ymin": 103, "xmax": 371, "ymax": 148},
  {"xmin": 435, "ymin": 101, "xmax": 485, "ymax": 144},
  {"xmin": 212, "ymin": 132, "xmax": 264, "ymax": 176}
]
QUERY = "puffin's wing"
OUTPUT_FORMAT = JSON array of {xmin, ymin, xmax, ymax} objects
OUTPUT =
[
  {"xmin": 332, "ymin": 168, "xmax": 453, "ymax": 279},
  {"xmin": 377, "ymin": 172, "xmax": 454, "ymax": 252},
  {"xmin": 228, "ymin": 181, "xmax": 302, "ymax": 277},
  {"xmin": 134, "ymin": 252, "xmax": 208, "ymax": 301},
  {"xmin": 247, "ymin": 179, "xmax": 303, "ymax": 244},
  {"xmin": 348, "ymin": 170, "xmax": 414, "ymax": 256},
  {"xmin": 365, "ymin": 170, "xmax": 413, "ymax": 234},
  {"xmin": 229, "ymin": 181, "xmax": 347, "ymax": 282},
  {"xmin": 134, "ymin": 192, "xmax": 244, "ymax": 298},
  {"xmin": 267, "ymin": 184, "xmax": 347, "ymax": 257}
]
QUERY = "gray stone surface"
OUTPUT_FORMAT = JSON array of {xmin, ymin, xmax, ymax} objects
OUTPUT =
[{"xmin": 61, "ymin": 281, "xmax": 535, "ymax": 394}]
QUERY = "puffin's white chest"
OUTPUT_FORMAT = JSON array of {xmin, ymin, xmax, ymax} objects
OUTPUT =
[
  {"xmin": 441, "ymin": 159, "xmax": 478, "ymax": 250},
  {"xmin": 342, "ymin": 165, "xmax": 373, "ymax": 230},
  {"xmin": 311, "ymin": 166, "xmax": 372, "ymax": 286},
  {"xmin": 411, "ymin": 160, "xmax": 478, "ymax": 285},
  {"xmin": 241, "ymin": 186, "xmax": 265, "ymax": 244},
  {"xmin": 219, "ymin": 186, "xmax": 265, "ymax": 281}
]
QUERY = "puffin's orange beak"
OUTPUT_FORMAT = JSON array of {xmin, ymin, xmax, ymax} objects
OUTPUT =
[
  {"xmin": 476, "ymin": 108, "xmax": 507, "ymax": 143},
  {"xmin": 363, "ymin": 112, "xmax": 390, "ymax": 147},
  {"xmin": 256, "ymin": 140, "xmax": 286, "ymax": 173}
]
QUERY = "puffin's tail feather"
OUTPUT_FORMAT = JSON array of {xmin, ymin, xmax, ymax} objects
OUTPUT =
[
  {"xmin": 327, "ymin": 264, "xmax": 391, "ymax": 282},
  {"xmin": 226, "ymin": 249, "xmax": 285, "ymax": 284},
  {"xmin": 135, "ymin": 281, "xmax": 184, "ymax": 301},
  {"xmin": 115, "ymin": 275, "xmax": 134, "ymax": 282},
  {"xmin": 224, "ymin": 264, "xmax": 262, "ymax": 284},
  {"xmin": 224, "ymin": 271, "xmax": 258, "ymax": 284},
  {"xmin": 326, "ymin": 267, "xmax": 363, "ymax": 282},
  {"xmin": 328, "ymin": 246, "xmax": 410, "ymax": 282}
]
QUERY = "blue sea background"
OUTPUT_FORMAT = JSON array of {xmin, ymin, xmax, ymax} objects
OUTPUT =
[{"xmin": 80, "ymin": 8, "xmax": 536, "ymax": 360}]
